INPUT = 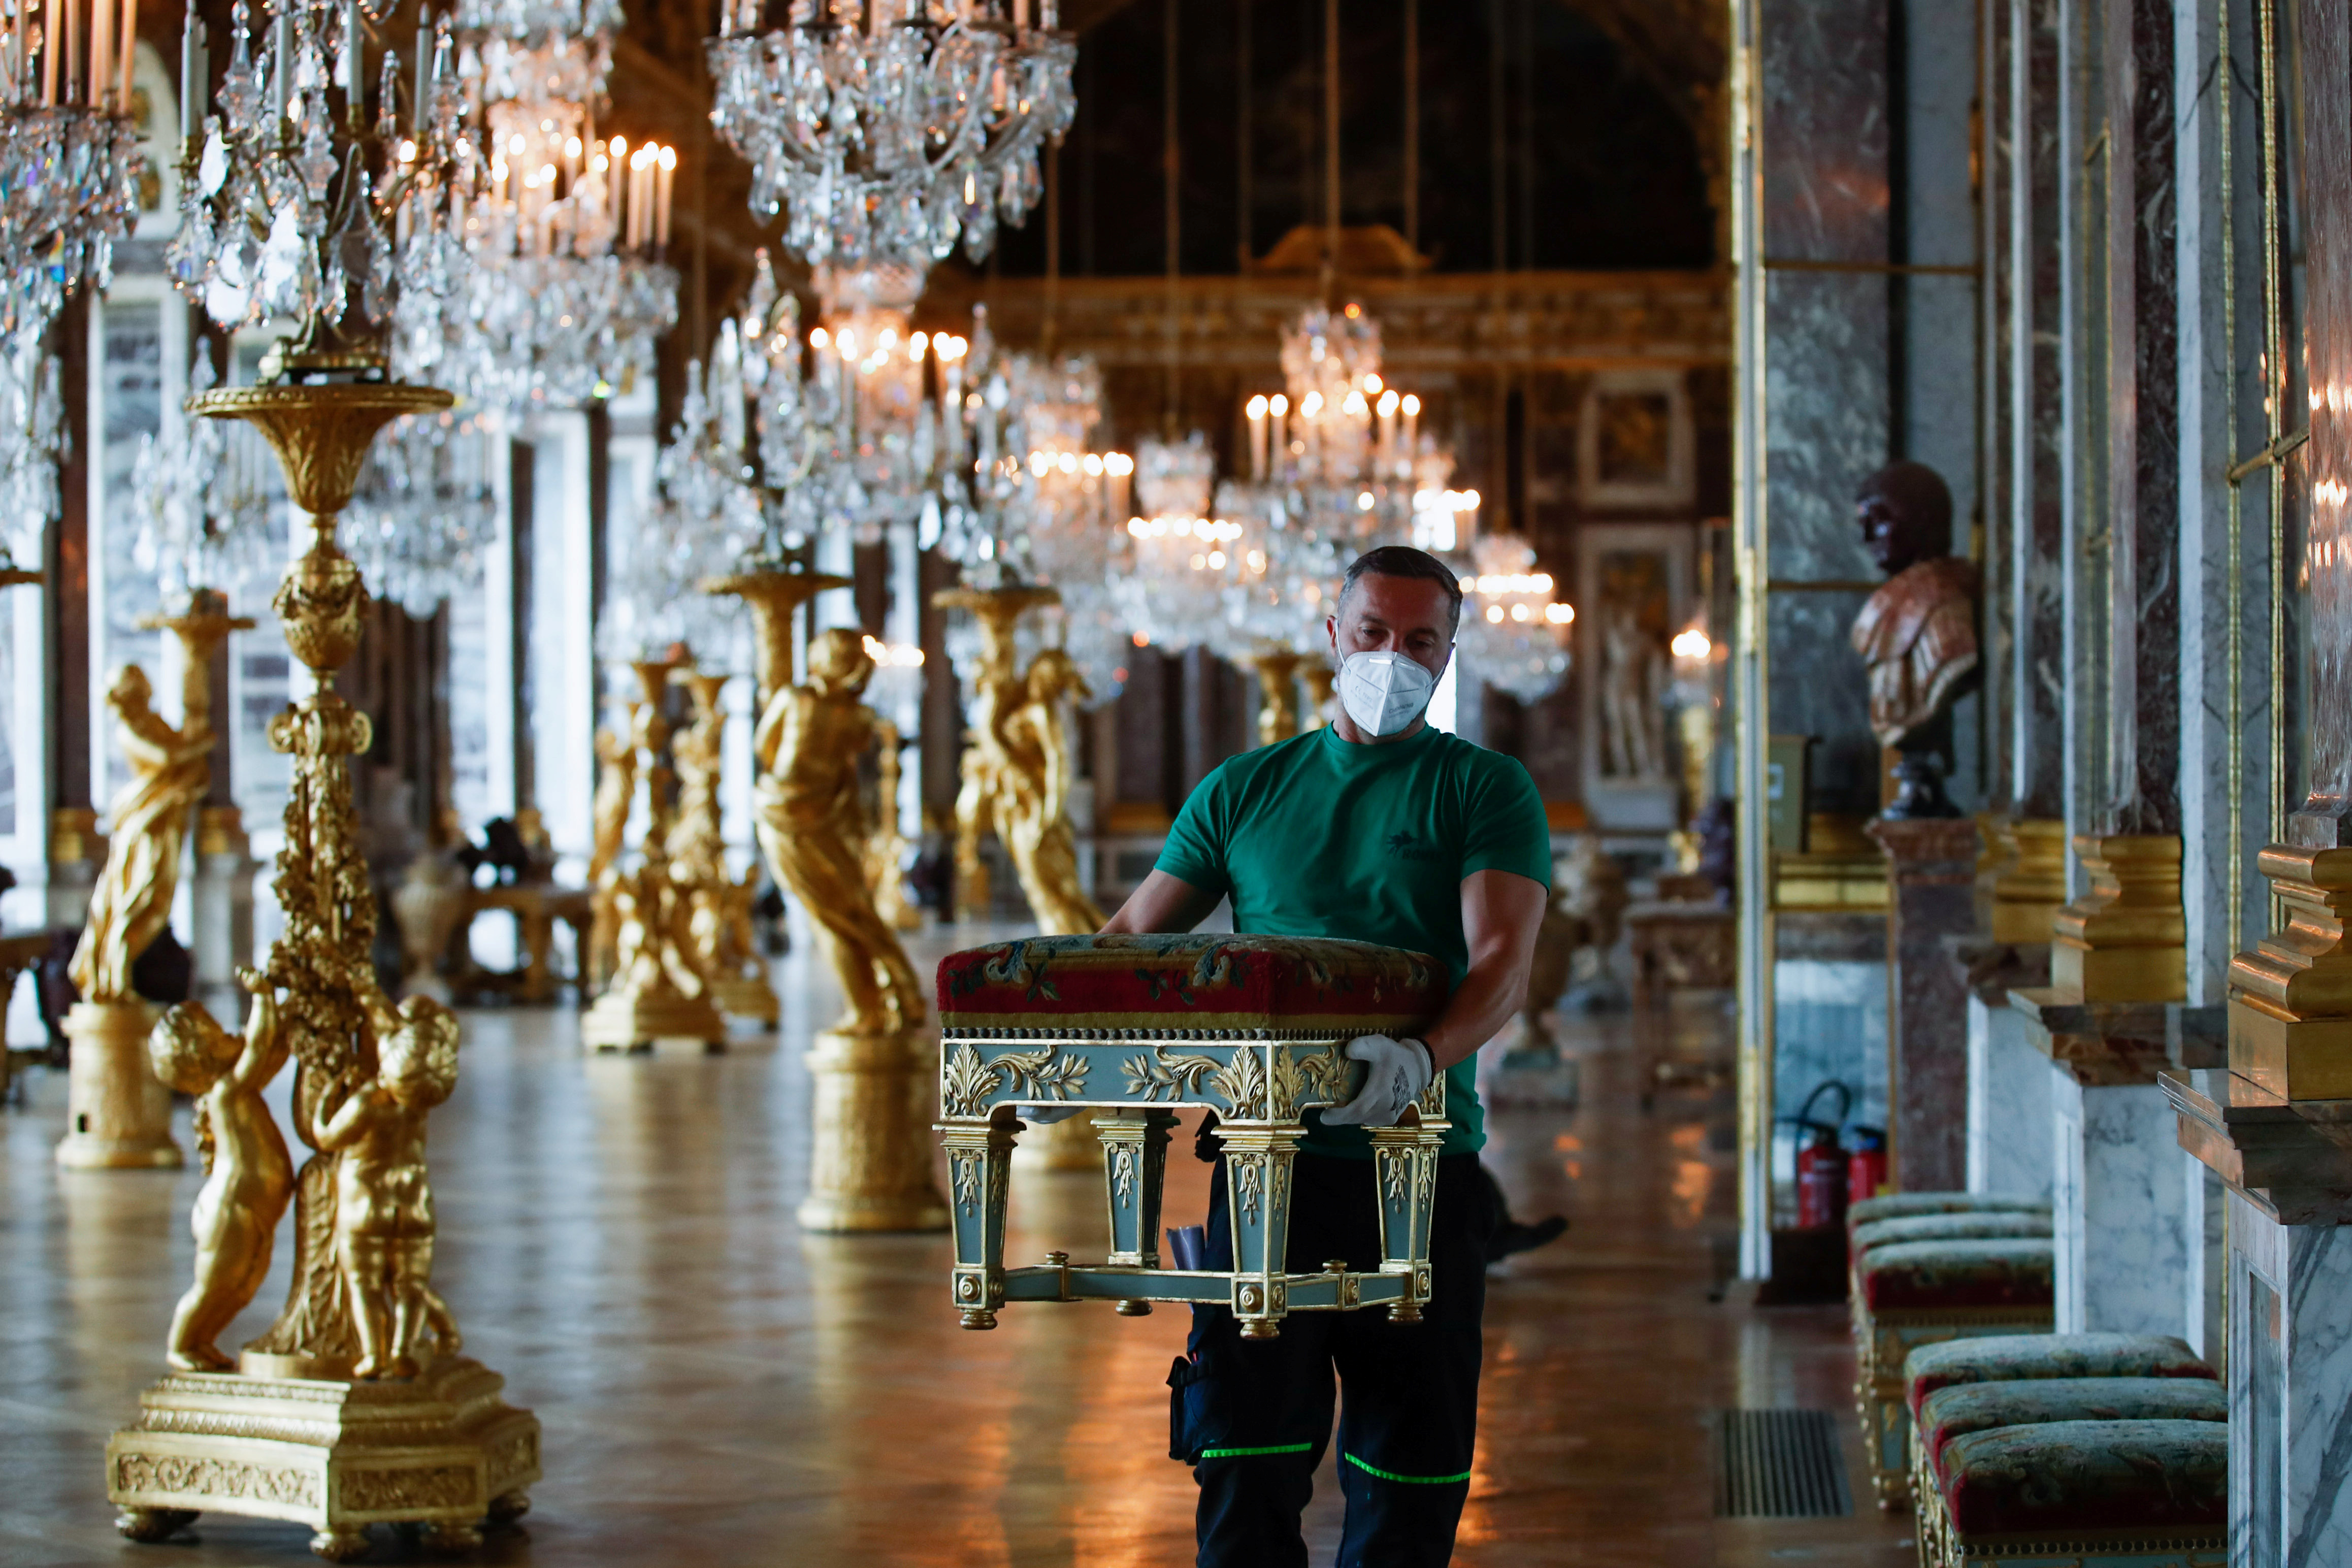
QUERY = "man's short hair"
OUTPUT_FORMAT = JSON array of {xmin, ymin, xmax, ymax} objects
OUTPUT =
[{"xmin": 1336, "ymin": 545, "xmax": 1464, "ymax": 636}]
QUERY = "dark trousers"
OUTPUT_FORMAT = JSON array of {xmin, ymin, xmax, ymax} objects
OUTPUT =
[{"xmin": 1169, "ymin": 1151, "xmax": 1492, "ymax": 1568}]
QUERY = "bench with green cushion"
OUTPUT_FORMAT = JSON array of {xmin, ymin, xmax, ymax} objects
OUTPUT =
[
  {"xmin": 1858, "ymin": 1238, "xmax": 2055, "ymax": 1311},
  {"xmin": 1902, "ymin": 1332, "xmax": 2216, "ymax": 1421},
  {"xmin": 1914, "ymin": 1376, "xmax": 2227, "ymax": 1479},
  {"xmin": 1847, "ymin": 1192, "xmax": 2052, "ymax": 1233},
  {"xmin": 1914, "ymin": 1419, "xmax": 2227, "ymax": 1567},
  {"xmin": 1850, "ymin": 1211, "xmax": 2053, "ymax": 1255}
]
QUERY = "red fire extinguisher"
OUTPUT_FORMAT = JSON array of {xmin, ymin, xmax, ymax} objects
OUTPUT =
[
  {"xmin": 1847, "ymin": 1126, "xmax": 1889, "ymax": 1208},
  {"xmin": 1786, "ymin": 1081, "xmax": 1853, "ymax": 1230}
]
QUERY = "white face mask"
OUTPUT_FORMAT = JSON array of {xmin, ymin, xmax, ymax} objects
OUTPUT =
[{"xmin": 1335, "ymin": 650, "xmax": 1439, "ymax": 737}]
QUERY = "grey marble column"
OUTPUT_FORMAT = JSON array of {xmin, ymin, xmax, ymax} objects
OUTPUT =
[{"xmin": 2010, "ymin": 0, "xmax": 2069, "ymax": 823}]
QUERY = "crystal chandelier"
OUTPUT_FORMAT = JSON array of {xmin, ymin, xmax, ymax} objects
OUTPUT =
[
  {"xmin": 343, "ymin": 409, "xmax": 501, "ymax": 615},
  {"xmin": 401, "ymin": 0, "xmax": 680, "ymax": 408},
  {"xmin": 707, "ymin": 0, "xmax": 1076, "ymax": 273},
  {"xmin": 1106, "ymin": 432, "xmax": 1249, "ymax": 654},
  {"xmin": 126, "ymin": 352, "xmax": 282, "ymax": 595},
  {"xmin": 0, "ymin": 0, "xmax": 143, "ymax": 563},
  {"xmin": 1454, "ymin": 534, "xmax": 1573, "ymax": 702},
  {"xmin": 0, "ymin": 0, "xmax": 142, "ymax": 334},
  {"xmin": 170, "ymin": 0, "xmax": 471, "ymax": 370}
]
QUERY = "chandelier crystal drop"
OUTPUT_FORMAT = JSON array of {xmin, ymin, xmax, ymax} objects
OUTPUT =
[
  {"xmin": 402, "ymin": 0, "xmax": 680, "ymax": 408},
  {"xmin": 343, "ymin": 409, "xmax": 501, "ymax": 615},
  {"xmin": 707, "ymin": 0, "xmax": 1076, "ymax": 272},
  {"xmin": 169, "ymin": 0, "xmax": 472, "ymax": 366}
]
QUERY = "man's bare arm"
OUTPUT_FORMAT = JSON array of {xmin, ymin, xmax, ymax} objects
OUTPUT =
[
  {"xmin": 1099, "ymin": 869, "xmax": 1223, "ymax": 935},
  {"xmin": 1419, "ymin": 869, "xmax": 1549, "ymax": 1070}
]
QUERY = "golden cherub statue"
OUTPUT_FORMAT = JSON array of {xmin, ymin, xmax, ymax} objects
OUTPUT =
[
  {"xmin": 754, "ymin": 627, "xmax": 923, "ymax": 1036},
  {"xmin": 996, "ymin": 648, "xmax": 1106, "ymax": 936},
  {"xmin": 149, "ymin": 969, "xmax": 293, "ymax": 1370},
  {"xmin": 71, "ymin": 665, "xmax": 215, "ymax": 1001},
  {"xmin": 304, "ymin": 995, "xmax": 465, "ymax": 1380}
]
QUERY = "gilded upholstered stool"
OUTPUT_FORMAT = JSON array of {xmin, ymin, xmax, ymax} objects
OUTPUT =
[
  {"xmin": 1849, "ymin": 1240, "xmax": 2056, "ymax": 1509},
  {"xmin": 1909, "ymin": 1377, "xmax": 2227, "ymax": 1508},
  {"xmin": 1912, "ymin": 1418, "xmax": 2227, "ymax": 1567},
  {"xmin": 933, "ymin": 935, "xmax": 1449, "ymax": 1339}
]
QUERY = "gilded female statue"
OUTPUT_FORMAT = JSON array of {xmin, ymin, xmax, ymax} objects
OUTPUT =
[
  {"xmin": 753, "ymin": 629, "xmax": 923, "ymax": 1037},
  {"xmin": 149, "ymin": 969, "xmax": 293, "ymax": 1370},
  {"xmin": 997, "ymin": 649, "xmax": 1106, "ymax": 936},
  {"xmin": 71, "ymin": 665, "xmax": 214, "ymax": 1001}
]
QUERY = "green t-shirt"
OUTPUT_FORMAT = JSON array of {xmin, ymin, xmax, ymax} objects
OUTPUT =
[{"xmin": 1155, "ymin": 722, "xmax": 1553, "ymax": 1157}]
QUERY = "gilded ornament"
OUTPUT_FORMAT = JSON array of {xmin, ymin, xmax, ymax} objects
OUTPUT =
[
  {"xmin": 668, "ymin": 667, "xmax": 776, "ymax": 1023},
  {"xmin": 150, "ymin": 970, "xmax": 293, "ymax": 1371},
  {"xmin": 1121, "ymin": 1044, "xmax": 1222, "ymax": 1100},
  {"xmin": 71, "ymin": 663, "xmax": 214, "ymax": 1002}
]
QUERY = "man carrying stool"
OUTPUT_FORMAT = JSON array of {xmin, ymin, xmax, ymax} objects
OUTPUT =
[{"xmin": 1098, "ymin": 545, "xmax": 1552, "ymax": 1566}]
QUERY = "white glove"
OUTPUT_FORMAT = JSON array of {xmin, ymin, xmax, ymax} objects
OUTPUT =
[
  {"xmin": 1318, "ymin": 1035, "xmax": 1434, "ymax": 1127},
  {"xmin": 1022, "ymin": 1103, "xmax": 1082, "ymax": 1126}
]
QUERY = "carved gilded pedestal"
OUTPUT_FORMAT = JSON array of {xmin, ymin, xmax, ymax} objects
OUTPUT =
[
  {"xmin": 669, "ymin": 667, "xmax": 777, "ymax": 1027},
  {"xmin": 1243, "ymin": 648, "xmax": 1303, "ymax": 747},
  {"xmin": 1981, "ymin": 816, "xmax": 2068, "ymax": 946},
  {"xmin": 104, "ymin": 380, "xmax": 538, "ymax": 1559},
  {"xmin": 56, "ymin": 999, "xmax": 173, "ymax": 1168},
  {"xmin": 2048, "ymin": 834, "xmax": 2186, "ymax": 1003},
  {"xmin": 934, "ymin": 582, "xmax": 1110, "ymax": 1172},
  {"xmin": 579, "ymin": 657, "xmax": 729, "ymax": 1052},
  {"xmin": 1301, "ymin": 660, "xmax": 1336, "ymax": 730}
]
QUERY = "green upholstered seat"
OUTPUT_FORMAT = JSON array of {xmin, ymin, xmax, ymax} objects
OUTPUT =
[
  {"xmin": 1857, "ymin": 1239, "xmax": 2055, "ymax": 1312},
  {"xmin": 1847, "ymin": 1192, "xmax": 2052, "ymax": 1232},
  {"xmin": 1851, "ymin": 1212, "xmax": 2053, "ymax": 1254},
  {"xmin": 1916, "ymin": 1377, "xmax": 2228, "ymax": 1479},
  {"xmin": 1937, "ymin": 1419, "xmax": 2226, "ymax": 1536},
  {"xmin": 1903, "ymin": 1332, "xmax": 2214, "ymax": 1419}
]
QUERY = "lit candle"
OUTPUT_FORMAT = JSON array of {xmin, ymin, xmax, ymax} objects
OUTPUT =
[
  {"xmin": 269, "ymin": 6, "xmax": 290, "ymax": 119},
  {"xmin": 179, "ymin": 1, "xmax": 202, "ymax": 136},
  {"xmin": 337, "ymin": 0, "xmax": 358, "ymax": 99},
  {"xmin": 87, "ymin": 0, "xmax": 109, "ymax": 110},
  {"xmin": 1401, "ymin": 393, "xmax": 1420, "ymax": 454},
  {"xmin": 114, "ymin": 0, "xmax": 136, "ymax": 111},
  {"xmin": 1246, "ymin": 393, "xmax": 1267, "ymax": 481},
  {"xmin": 44, "ymin": 0, "xmax": 62, "ymax": 104},
  {"xmin": 654, "ymin": 143, "xmax": 675, "ymax": 248}
]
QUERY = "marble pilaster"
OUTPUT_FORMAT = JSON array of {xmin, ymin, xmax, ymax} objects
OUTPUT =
[
  {"xmin": 1964, "ymin": 944, "xmax": 2055, "ymax": 1198},
  {"xmin": 1870, "ymin": 819, "xmax": 1979, "ymax": 1191},
  {"xmin": 2226, "ymin": 1191, "xmax": 2352, "ymax": 1567},
  {"xmin": 2008, "ymin": 0, "xmax": 2068, "ymax": 824}
]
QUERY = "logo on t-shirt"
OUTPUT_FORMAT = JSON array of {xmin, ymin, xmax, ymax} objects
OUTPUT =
[{"xmin": 1384, "ymin": 829, "xmax": 1442, "ymax": 863}]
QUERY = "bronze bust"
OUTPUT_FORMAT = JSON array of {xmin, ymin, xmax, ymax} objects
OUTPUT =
[{"xmin": 1848, "ymin": 461, "xmax": 1977, "ymax": 815}]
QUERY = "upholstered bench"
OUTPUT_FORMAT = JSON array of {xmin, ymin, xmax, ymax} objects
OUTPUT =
[
  {"xmin": 1851, "ymin": 1211, "xmax": 2053, "ymax": 1255},
  {"xmin": 933, "ymin": 934, "xmax": 1449, "ymax": 1338},
  {"xmin": 1913, "ymin": 1419, "xmax": 2227, "ymax": 1567},
  {"xmin": 1904, "ymin": 1332, "xmax": 2216, "ymax": 1419},
  {"xmin": 1914, "ymin": 1376, "xmax": 2226, "ymax": 1476},
  {"xmin": 1848, "ymin": 1192, "xmax": 2052, "ymax": 1231},
  {"xmin": 1850, "ymin": 1240, "xmax": 2056, "ymax": 1508}
]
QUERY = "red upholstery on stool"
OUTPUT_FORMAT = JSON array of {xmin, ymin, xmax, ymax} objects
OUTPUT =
[
  {"xmin": 1858, "ymin": 1239, "xmax": 2055, "ymax": 1311},
  {"xmin": 1903, "ymin": 1332, "xmax": 2214, "ymax": 1421},
  {"xmin": 937, "ymin": 934, "xmax": 1448, "ymax": 1035}
]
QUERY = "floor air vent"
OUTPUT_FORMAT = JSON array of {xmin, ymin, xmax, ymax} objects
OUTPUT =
[{"xmin": 1714, "ymin": 1408, "xmax": 1852, "ymax": 1518}]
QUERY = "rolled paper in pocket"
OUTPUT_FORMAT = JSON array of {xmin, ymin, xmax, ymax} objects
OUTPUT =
[{"xmin": 1166, "ymin": 1225, "xmax": 1207, "ymax": 1271}]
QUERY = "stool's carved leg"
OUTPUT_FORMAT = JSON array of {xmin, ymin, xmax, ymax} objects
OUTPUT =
[
  {"xmin": 1220, "ymin": 1117, "xmax": 1301, "ymax": 1339},
  {"xmin": 1369, "ymin": 1117, "xmax": 1442, "ymax": 1323},
  {"xmin": 1098, "ymin": 1109, "xmax": 1177, "ymax": 1314},
  {"xmin": 938, "ymin": 1107, "xmax": 1019, "ymax": 1327}
]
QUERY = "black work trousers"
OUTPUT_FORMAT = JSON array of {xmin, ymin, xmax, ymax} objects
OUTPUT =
[{"xmin": 1169, "ymin": 1151, "xmax": 1491, "ymax": 1568}]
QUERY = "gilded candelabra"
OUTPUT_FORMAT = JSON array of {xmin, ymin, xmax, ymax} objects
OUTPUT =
[
  {"xmin": 669, "ymin": 665, "xmax": 777, "ymax": 1024},
  {"xmin": 585, "ymin": 703, "xmax": 641, "ymax": 990},
  {"xmin": 579, "ymin": 656, "xmax": 728, "ymax": 1050},
  {"xmin": 935, "ymin": 582, "xmax": 1108, "ymax": 1171},
  {"xmin": 59, "ymin": 591, "xmax": 252, "ymax": 1169},
  {"xmin": 867, "ymin": 718, "xmax": 923, "ymax": 931},
  {"xmin": 106, "ymin": 380, "xmax": 538, "ymax": 1559},
  {"xmin": 1301, "ymin": 659, "xmax": 1336, "ymax": 730},
  {"xmin": 1244, "ymin": 648, "xmax": 1304, "ymax": 748},
  {"xmin": 753, "ymin": 626, "xmax": 945, "ymax": 1231}
]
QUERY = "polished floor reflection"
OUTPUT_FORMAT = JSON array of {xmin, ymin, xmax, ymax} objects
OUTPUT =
[{"xmin": 4, "ymin": 933, "xmax": 1911, "ymax": 1566}]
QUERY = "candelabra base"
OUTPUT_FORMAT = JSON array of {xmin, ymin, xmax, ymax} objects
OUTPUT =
[
  {"xmin": 798, "ymin": 1026, "xmax": 951, "ymax": 1232},
  {"xmin": 579, "ymin": 982, "xmax": 728, "ymax": 1053},
  {"xmin": 1011, "ymin": 1112, "xmax": 1107, "ymax": 1172},
  {"xmin": 710, "ymin": 970, "xmax": 781, "ymax": 1028},
  {"xmin": 106, "ymin": 1356, "xmax": 538, "ymax": 1561},
  {"xmin": 56, "ymin": 999, "xmax": 179, "ymax": 1169}
]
